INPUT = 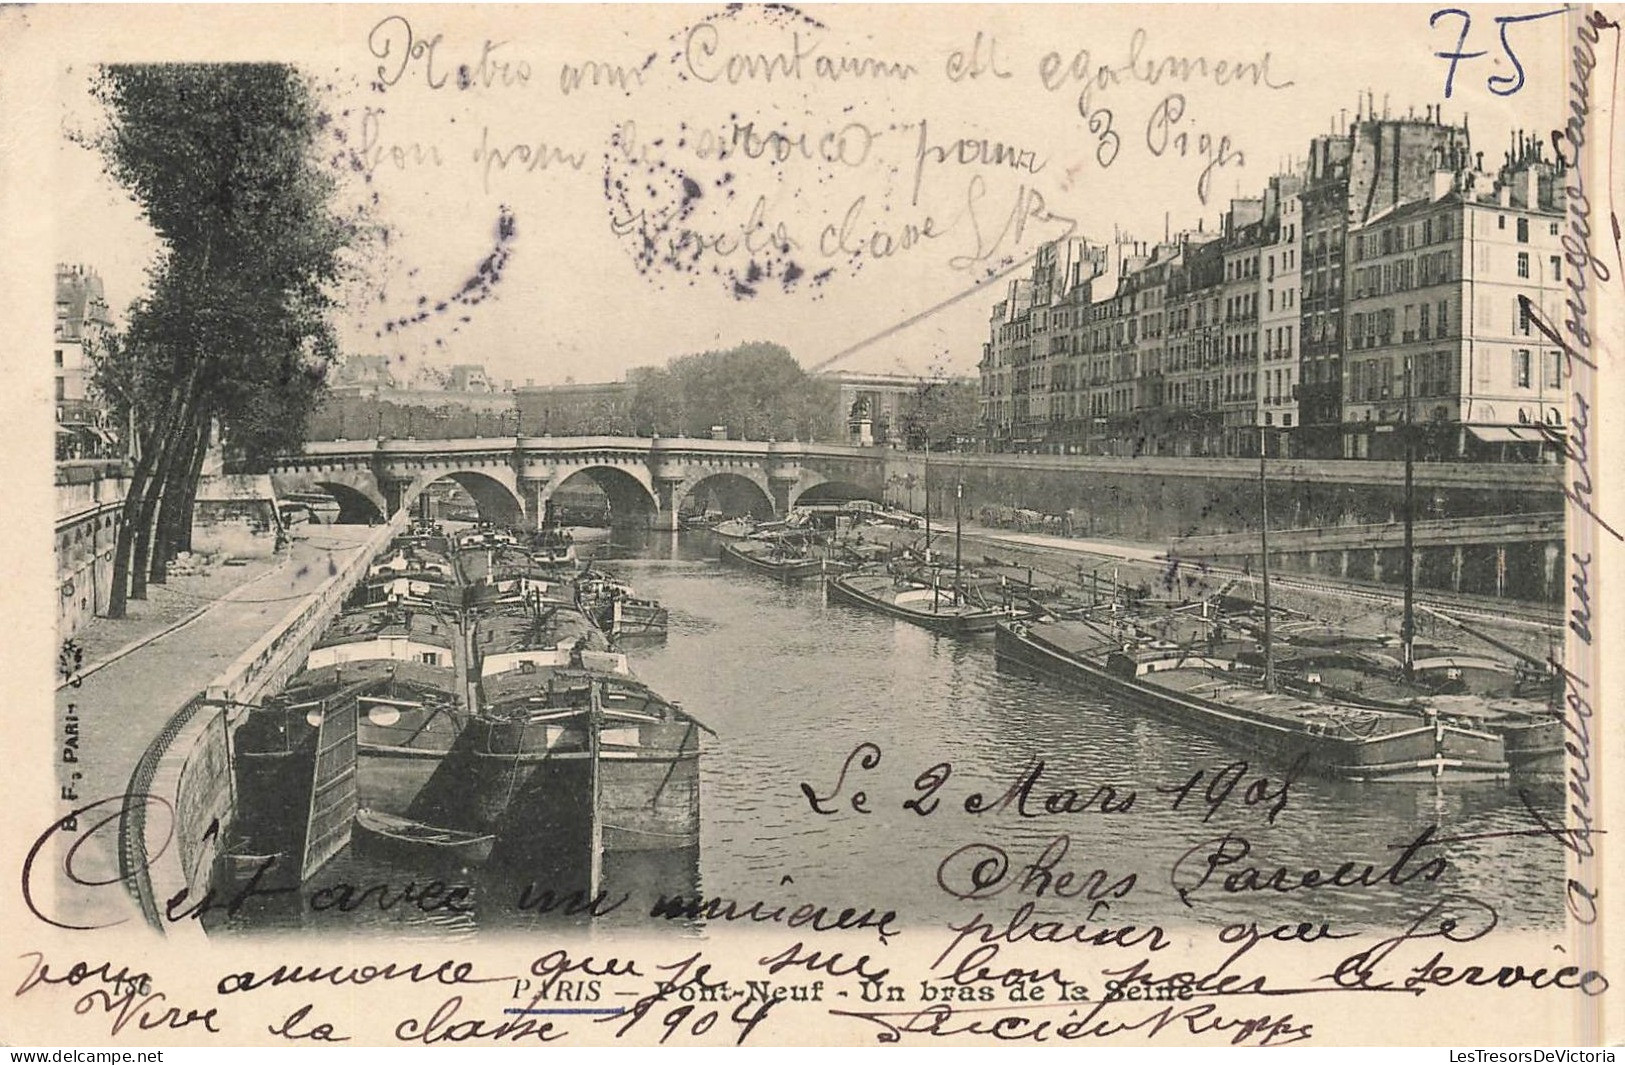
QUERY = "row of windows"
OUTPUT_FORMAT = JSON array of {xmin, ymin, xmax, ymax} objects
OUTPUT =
[
  {"xmin": 993, "ymin": 246, "xmax": 1559, "ymax": 358},
  {"xmin": 1349, "ymin": 300, "xmax": 1455, "ymax": 349},
  {"xmin": 1354, "ymin": 214, "xmax": 1457, "ymax": 260},
  {"xmin": 1225, "ymin": 292, "xmax": 1257, "ymax": 322},
  {"xmin": 1265, "ymin": 287, "xmax": 1296, "ymax": 314},
  {"xmin": 1263, "ymin": 324, "xmax": 1296, "ymax": 359},
  {"xmin": 1351, "ymin": 251, "xmax": 1456, "ymax": 298},
  {"xmin": 1513, "ymin": 252, "xmax": 1563, "ymax": 282},
  {"xmin": 1496, "ymin": 214, "xmax": 1560, "ymax": 241},
  {"xmin": 1510, "ymin": 349, "xmax": 1564, "ymax": 390},
  {"xmin": 1263, "ymin": 367, "xmax": 1295, "ymax": 405},
  {"xmin": 1225, "ymin": 254, "xmax": 1261, "ymax": 281}
]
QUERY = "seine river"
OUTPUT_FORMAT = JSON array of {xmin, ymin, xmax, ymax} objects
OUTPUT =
[{"xmin": 217, "ymin": 531, "xmax": 1566, "ymax": 939}]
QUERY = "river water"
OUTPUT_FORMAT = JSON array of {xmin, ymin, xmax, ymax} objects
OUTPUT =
[{"xmin": 216, "ymin": 530, "xmax": 1566, "ymax": 939}]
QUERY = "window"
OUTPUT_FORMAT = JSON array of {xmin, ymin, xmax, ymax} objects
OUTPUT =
[
  {"xmin": 1437, "ymin": 300, "xmax": 1450, "ymax": 337},
  {"xmin": 1420, "ymin": 303, "xmax": 1431, "ymax": 338},
  {"xmin": 1545, "ymin": 351, "xmax": 1563, "ymax": 388},
  {"xmin": 54, "ymin": 378, "xmax": 65, "ymax": 401},
  {"xmin": 1517, "ymin": 300, "xmax": 1532, "ymax": 335},
  {"xmin": 54, "ymin": 350, "xmax": 63, "ymax": 367},
  {"xmin": 1517, "ymin": 217, "xmax": 1529, "ymax": 243},
  {"xmin": 1515, "ymin": 349, "xmax": 1532, "ymax": 388},
  {"xmin": 1550, "ymin": 255, "xmax": 1562, "ymax": 281},
  {"xmin": 1498, "ymin": 215, "xmax": 1507, "ymax": 230},
  {"xmin": 1517, "ymin": 252, "xmax": 1530, "ymax": 279}
]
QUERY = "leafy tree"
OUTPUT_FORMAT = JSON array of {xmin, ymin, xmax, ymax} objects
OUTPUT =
[
  {"xmin": 900, "ymin": 370, "xmax": 981, "ymax": 450},
  {"xmin": 629, "ymin": 342, "xmax": 839, "ymax": 440},
  {"xmin": 86, "ymin": 64, "xmax": 356, "ymax": 615}
]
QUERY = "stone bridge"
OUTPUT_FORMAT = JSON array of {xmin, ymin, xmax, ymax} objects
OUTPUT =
[{"xmin": 269, "ymin": 436, "xmax": 889, "ymax": 529}]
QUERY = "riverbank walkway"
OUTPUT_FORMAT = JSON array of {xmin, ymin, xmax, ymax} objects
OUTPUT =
[{"xmin": 46, "ymin": 525, "xmax": 374, "ymax": 930}]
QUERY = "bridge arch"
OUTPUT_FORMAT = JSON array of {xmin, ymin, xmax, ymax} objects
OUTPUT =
[
  {"xmin": 271, "ymin": 470, "xmax": 389, "ymax": 523},
  {"xmin": 410, "ymin": 470, "xmax": 526, "ymax": 526},
  {"xmin": 315, "ymin": 481, "xmax": 386, "ymax": 524},
  {"xmin": 792, "ymin": 479, "xmax": 883, "ymax": 507},
  {"xmin": 547, "ymin": 466, "xmax": 658, "ymax": 528},
  {"xmin": 679, "ymin": 471, "xmax": 775, "ymax": 518}
]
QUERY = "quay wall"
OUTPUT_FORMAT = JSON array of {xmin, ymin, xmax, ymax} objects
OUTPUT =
[
  {"xmin": 120, "ymin": 511, "xmax": 408, "ymax": 935},
  {"xmin": 54, "ymin": 469, "xmax": 128, "ymax": 637},
  {"xmin": 881, "ymin": 453, "xmax": 1565, "ymax": 603},
  {"xmin": 54, "ymin": 468, "xmax": 285, "ymax": 634}
]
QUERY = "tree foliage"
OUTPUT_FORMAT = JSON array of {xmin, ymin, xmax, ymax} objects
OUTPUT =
[
  {"xmin": 899, "ymin": 374, "xmax": 981, "ymax": 450},
  {"xmin": 87, "ymin": 64, "xmax": 356, "ymax": 614},
  {"xmin": 628, "ymin": 342, "xmax": 838, "ymax": 441}
]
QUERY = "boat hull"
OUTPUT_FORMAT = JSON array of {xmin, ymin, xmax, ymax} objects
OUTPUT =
[
  {"xmin": 826, "ymin": 573, "xmax": 1032, "ymax": 635},
  {"xmin": 407, "ymin": 715, "xmax": 701, "ymax": 861},
  {"xmin": 720, "ymin": 542, "xmax": 844, "ymax": 582},
  {"xmin": 354, "ymin": 809, "xmax": 495, "ymax": 865},
  {"xmin": 1495, "ymin": 716, "xmax": 1566, "ymax": 779},
  {"xmin": 591, "ymin": 598, "xmax": 669, "ymax": 639},
  {"xmin": 994, "ymin": 623, "xmax": 1508, "ymax": 782}
]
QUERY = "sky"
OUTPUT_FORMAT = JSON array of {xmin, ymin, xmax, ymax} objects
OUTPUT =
[{"xmin": 50, "ymin": 4, "xmax": 1573, "ymax": 388}]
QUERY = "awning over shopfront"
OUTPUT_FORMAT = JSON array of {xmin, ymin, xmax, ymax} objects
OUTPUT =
[{"xmin": 1467, "ymin": 425, "xmax": 1559, "ymax": 443}]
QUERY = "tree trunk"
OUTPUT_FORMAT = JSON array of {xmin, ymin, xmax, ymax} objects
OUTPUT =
[
  {"xmin": 131, "ymin": 377, "xmax": 203, "ymax": 598},
  {"xmin": 174, "ymin": 419, "xmax": 210, "ymax": 554},
  {"xmin": 149, "ymin": 416, "xmax": 208, "ymax": 583},
  {"xmin": 127, "ymin": 447, "xmax": 167, "ymax": 600},
  {"xmin": 104, "ymin": 444, "xmax": 158, "ymax": 619}
]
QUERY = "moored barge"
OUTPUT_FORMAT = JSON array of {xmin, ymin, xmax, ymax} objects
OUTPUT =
[{"xmin": 995, "ymin": 616, "xmax": 1509, "ymax": 781}]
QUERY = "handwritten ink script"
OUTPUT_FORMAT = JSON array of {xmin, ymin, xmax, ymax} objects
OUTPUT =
[{"xmin": 342, "ymin": 10, "xmax": 1299, "ymax": 301}]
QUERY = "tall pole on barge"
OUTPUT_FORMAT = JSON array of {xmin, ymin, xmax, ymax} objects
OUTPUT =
[
  {"xmin": 1402, "ymin": 357, "xmax": 1416, "ymax": 680},
  {"xmin": 954, "ymin": 480, "xmax": 963, "ymax": 606},
  {"xmin": 922, "ymin": 435, "xmax": 932, "ymax": 561},
  {"xmin": 587, "ymin": 681, "xmax": 604, "ymax": 901},
  {"xmin": 1258, "ymin": 424, "xmax": 1275, "ymax": 694}
]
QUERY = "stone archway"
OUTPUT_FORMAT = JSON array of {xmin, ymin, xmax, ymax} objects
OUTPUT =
[
  {"xmin": 412, "ymin": 470, "xmax": 526, "ymax": 525},
  {"xmin": 548, "ymin": 467, "xmax": 659, "ymax": 529},
  {"xmin": 272, "ymin": 469, "xmax": 389, "ymax": 521},
  {"xmin": 680, "ymin": 472, "xmax": 775, "ymax": 518},
  {"xmin": 314, "ymin": 481, "xmax": 386, "ymax": 524},
  {"xmin": 792, "ymin": 479, "xmax": 883, "ymax": 507}
]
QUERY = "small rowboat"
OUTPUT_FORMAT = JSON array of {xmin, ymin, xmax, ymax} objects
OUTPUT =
[{"xmin": 354, "ymin": 807, "xmax": 495, "ymax": 865}]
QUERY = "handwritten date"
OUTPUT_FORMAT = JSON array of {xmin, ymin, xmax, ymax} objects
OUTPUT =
[{"xmin": 802, "ymin": 743, "xmax": 1298, "ymax": 824}]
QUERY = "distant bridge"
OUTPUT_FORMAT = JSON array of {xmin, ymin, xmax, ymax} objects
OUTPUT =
[{"xmin": 269, "ymin": 436, "xmax": 891, "ymax": 528}]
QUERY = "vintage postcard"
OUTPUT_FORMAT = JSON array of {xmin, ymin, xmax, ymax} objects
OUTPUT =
[{"xmin": 2, "ymin": 2, "xmax": 1622, "ymax": 1049}]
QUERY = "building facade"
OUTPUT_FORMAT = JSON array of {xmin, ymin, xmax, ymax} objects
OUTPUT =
[
  {"xmin": 54, "ymin": 265, "xmax": 117, "ymax": 461},
  {"xmin": 975, "ymin": 108, "xmax": 1560, "ymax": 464},
  {"xmin": 1343, "ymin": 138, "xmax": 1566, "ymax": 460},
  {"xmin": 1259, "ymin": 175, "xmax": 1303, "ymax": 452}
]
